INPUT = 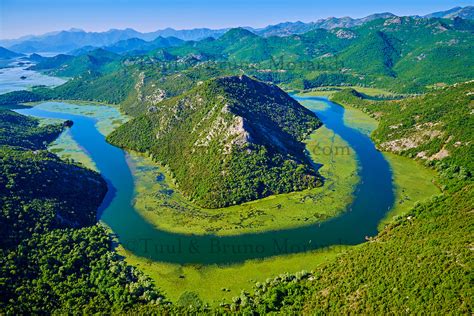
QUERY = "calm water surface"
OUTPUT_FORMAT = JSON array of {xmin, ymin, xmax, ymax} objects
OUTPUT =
[
  {"xmin": 16, "ymin": 95, "xmax": 394, "ymax": 265},
  {"xmin": 0, "ymin": 59, "xmax": 65, "ymax": 94}
]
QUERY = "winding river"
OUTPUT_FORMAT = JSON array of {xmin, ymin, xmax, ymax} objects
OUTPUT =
[{"xmin": 16, "ymin": 96, "xmax": 394, "ymax": 265}]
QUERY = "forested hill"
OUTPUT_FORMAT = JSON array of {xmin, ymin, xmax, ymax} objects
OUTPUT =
[
  {"xmin": 1, "ymin": 16, "xmax": 472, "ymax": 117},
  {"xmin": 331, "ymin": 81, "xmax": 474, "ymax": 173},
  {"xmin": 108, "ymin": 75, "xmax": 323, "ymax": 208},
  {"xmin": 0, "ymin": 111, "xmax": 164, "ymax": 312},
  {"xmin": 210, "ymin": 81, "xmax": 473, "ymax": 314},
  {"xmin": 0, "ymin": 110, "xmax": 105, "ymax": 244}
]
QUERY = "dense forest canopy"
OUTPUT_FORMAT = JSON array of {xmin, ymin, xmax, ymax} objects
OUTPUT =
[
  {"xmin": 0, "ymin": 111, "xmax": 165, "ymax": 313},
  {"xmin": 0, "ymin": 11, "xmax": 473, "ymax": 314},
  {"xmin": 108, "ymin": 75, "xmax": 323, "ymax": 208}
]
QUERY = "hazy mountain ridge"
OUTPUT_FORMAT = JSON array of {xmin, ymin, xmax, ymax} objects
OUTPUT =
[
  {"xmin": 1, "ymin": 14, "xmax": 471, "ymax": 114},
  {"xmin": 1, "ymin": 6, "xmax": 472, "ymax": 54},
  {"xmin": 0, "ymin": 46, "xmax": 24, "ymax": 59},
  {"xmin": 254, "ymin": 12, "xmax": 397, "ymax": 37},
  {"xmin": 424, "ymin": 6, "xmax": 474, "ymax": 19}
]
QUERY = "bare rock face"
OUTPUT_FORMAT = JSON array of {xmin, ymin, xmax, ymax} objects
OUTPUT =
[
  {"xmin": 334, "ymin": 29, "xmax": 356, "ymax": 39},
  {"xmin": 384, "ymin": 17, "xmax": 402, "ymax": 26},
  {"xmin": 148, "ymin": 75, "xmax": 321, "ymax": 158}
]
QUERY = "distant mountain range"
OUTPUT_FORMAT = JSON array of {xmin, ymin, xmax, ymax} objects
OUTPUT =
[
  {"xmin": 254, "ymin": 6, "xmax": 473, "ymax": 36},
  {"xmin": 253, "ymin": 12, "xmax": 397, "ymax": 37},
  {"xmin": 0, "ymin": 6, "xmax": 472, "ymax": 54},
  {"xmin": 0, "ymin": 47, "xmax": 24, "ymax": 59},
  {"xmin": 0, "ymin": 28, "xmax": 228, "ymax": 54},
  {"xmin": 67, "ymin": 36, "xmax": 185, "ymax": 56},
  {"xmin": 424, "ymin": 6, "xmax": 474, "ymax": 19}
]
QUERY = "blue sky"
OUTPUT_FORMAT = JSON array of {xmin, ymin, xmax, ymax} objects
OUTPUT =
[{"xmin": 1, "ymin": 0, "xmax": 473, "ymax": 39}]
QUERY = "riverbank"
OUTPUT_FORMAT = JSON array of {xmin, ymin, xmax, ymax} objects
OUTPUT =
[
  {"xmin": 17, "ymin": 96, "xmax": 439, "ymax": 306},
  {"xmin": 117, "ymin": 243, "xmax": 349, "ymax": 304},
  {"xmin": 296, "ymin": 86, "xmax": 398, "ymax": 98},
  {"xmin": 307, "ymin": 93, "xmax": 440, "ymax": 230},
  {"xmin": 129, "ymin": 124, "xmax": 358, "ymax": 236},
  {"xmin": 19, "ymin": 101, "xmax": 129, "ymax": 170}
]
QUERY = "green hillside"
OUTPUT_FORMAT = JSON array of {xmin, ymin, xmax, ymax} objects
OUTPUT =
[
  {"xmin": 338, "ymin": 31, "xmax": 401, "ymax": 76},
  {"xmin": 0, "ymin": 110, "xmax": 163, "ymax": 313},
  {"xmin": 209, "ymin": 81, "xmax": 474, "ymax": 314},
  {"xmin": 108, "ymin": 75, "xmax": 323, "ymax": 208},
  {"xmin": 0, "ymin": 110, "xmax": 63, "ymax": 149},
  {"xmin": 30, "ymin": 49, "xmax": 121, "ymax": 77},
  {"xmin": 332, "ymin": 81, "xmax": 474, "ymax": 172},
  {"xmin": 2, "ymin": 17, "xmax": 472, "ymax": 115},
  {"xmin": 0, "ymin": 68, "xmax": 136, "ymax": 106}
]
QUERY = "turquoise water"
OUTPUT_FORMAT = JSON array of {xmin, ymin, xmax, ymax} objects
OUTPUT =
[{"xmin": 16, "ymin": 96, "xmax": 394, "ymax": 265}]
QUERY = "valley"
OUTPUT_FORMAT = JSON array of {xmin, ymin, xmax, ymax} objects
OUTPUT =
[
  {"xmin": 0, "ymin": 6, "xmax": 472, "ymax": 313},
  {"xmin": 15, "ymin": 93, "xmax": 391, "ymax": 265},
  {"xmin": 12, "ymin": 83, "xmax": 438, "ymax": 304}
]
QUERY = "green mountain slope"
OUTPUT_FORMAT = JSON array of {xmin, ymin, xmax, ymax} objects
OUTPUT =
[
  {"xmin": 339, "ymin": 31, "xmax": 401, "ymax": 76},
  {"xmin": 167, "ymin": 27, "xmax": 353, "ymax": 63},
  {"xmin": 394, "ymin": 43, "xmax": 474, "ymax": 87},
  {"xmin": 0, "ymin": 67, "xmax": 136, "ymax": 107},
  {"xmin": 30, "ymin": 49, "xmax": 121, "ymax": 77},
  {"xmin": 2, "ymin": 17, "xmax": 473, "ymax": 115},
  {"xmin": 332, "ymin": 81, "xmax": 474, "ymax": 172},
  {"xmin": 108, "ymin": 75, "xmax": 323, "ymax": 208},
  {"xmin": 0, "ymin": 110, "xmax": 163, "ymax": 313},
  {"xmin": 214, "ymin": 81, "xmax": 473, "ymax": 314},
  {"xmin": 0, "ymin": 110, "xmax": 106, "ymax": 248},
  {"xmin": 0, "ymin": 110, "xmax": 63, "ymax": 149},
  {"xmin": 27, "ymin": 54, "xmax": 74, "ymax": 72}
]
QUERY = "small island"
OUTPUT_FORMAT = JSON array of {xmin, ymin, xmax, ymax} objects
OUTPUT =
[{"xmin": 63, "ymin": 119, "xmax": 74, "ymax": 128}]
